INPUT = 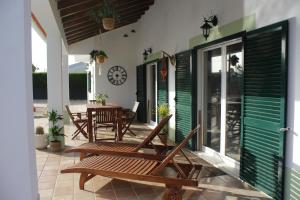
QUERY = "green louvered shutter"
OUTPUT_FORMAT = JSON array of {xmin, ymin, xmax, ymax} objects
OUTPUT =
[
  {"xmin": 157, "ymin": 58, "xmax": 168, "ymax": 121},
  {"xmin": 175, "ymin": 50, "xmax": 195, "ymax": 149},
  {"xmin": 136, "ymin": 65, "xmax": 147, "ymax": 123},
  {"xmin": 240, "ymin": 21, "xmax": 288, "ymax": 200}
]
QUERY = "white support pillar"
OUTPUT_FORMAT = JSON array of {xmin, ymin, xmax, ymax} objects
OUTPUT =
[
  {"xmin": 0, "ymin": 1, "xmax": 38, "ymax": 200},
  {"xmin": 62, "ymin": 53, "xmax": 70, "ymax": 124},
  {"xmin": 47, "ymin": 30, "xmax": 63, "ymax": 115}
]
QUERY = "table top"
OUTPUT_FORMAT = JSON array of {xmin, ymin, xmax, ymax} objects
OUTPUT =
[{"xmin": 86, "ymin": 103, "xmax": 121, "ymax": 109}]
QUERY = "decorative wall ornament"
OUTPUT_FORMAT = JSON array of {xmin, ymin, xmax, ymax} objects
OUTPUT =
[
  {"xmin": 161, "ymin": 51, "xmax": 176, "ymax": 67},
  {"xmin": 107, "ymin": 66, "xmax": 127, "ymax": 85},
  {"xmin": 160, "ymin": 57, "xmax": 168, "ymax": 81},
  {"xmin": 200, "ymin": 15, "xmax": 218, "ymax": 40}
]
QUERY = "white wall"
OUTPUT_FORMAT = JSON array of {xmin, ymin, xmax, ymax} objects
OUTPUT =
[{"xmin": 69, "ymin": 24, "xmax": 139, "ymax": 108}]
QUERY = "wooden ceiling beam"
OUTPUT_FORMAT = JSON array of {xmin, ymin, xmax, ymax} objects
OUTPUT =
[
  {"xmin": 65, "ymin": 21, "xmax": 96, "ymax": 34},
  {"xmin": 66, "ymin": 18, "xmax": 137, "ymax": 42},
  {"xmin": 61, "ymin": 0, "xmax": 153, "ymax": 21},
  {"xmin": 58, "ymin": 0, "xmax": 94, "ymax": 10},
  {"xmin": 68, "ymin": 32, "xmax": 99, "ymax": 44},
  {"xmin": 63, "ymin": 11, "xmax": 144, "ymax": 30}
]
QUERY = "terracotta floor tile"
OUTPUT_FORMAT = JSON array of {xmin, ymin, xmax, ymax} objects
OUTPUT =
[
  {"xmin": 41, "ymin": 169, "xmax": 58, "ymax": 176},
  {"xmin": 114, "ymin": 188, "xmax": 137, "ymax": 199},
  {"xmin": 53, "ymin": 186, "xmax": 74, "ymax": 196},
  {"xmin": 38, "ymin": 181, "xmax": 56, "ymax": 190},
  {"xmin": 39, "ymin": 189, "xmax": 53, "ymax": 198},
  {"xmin": 95, "ymin": 189, "xmax": 116, "ymax": 199},
  {"xmin": 52, "ymin": 195, "xmax": 73, "ymax": 200},
  {"xmin": 39, "ymin": 175, "xmax": 57, "ymax": 183}
]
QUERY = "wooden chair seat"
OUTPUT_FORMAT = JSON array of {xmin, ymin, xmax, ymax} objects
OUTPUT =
[
  {"xmin": 66, "ymin": 105, "xmax": 88, "ymax": 140},
  {"xmin": 65, "ymin": 115, "xmax": 173, "ymax": 160},
  {"xmin": 63, "ymin": 155, "xmax": 159, "ymax": 175}
]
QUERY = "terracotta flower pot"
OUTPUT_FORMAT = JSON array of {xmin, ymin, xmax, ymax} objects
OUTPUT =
[
  {"xmin": 96, "ymin": 55, "xmax": 106, "ymax": 64},
  {"xmin": 50, "ymin": 141, "xmax": 61, "ymax": 152},
  {"xmin": 102, "ymin": 18, "xmax": 115, "ymax": 30}
]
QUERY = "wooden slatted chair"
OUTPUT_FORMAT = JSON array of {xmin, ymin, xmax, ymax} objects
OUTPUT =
[
  {"xmin": 65, "ymin": 105, "xmax": 88, "ymax": 140},
  {"xmin": 93, "ymin": 107, "xmax": 120, "ymax": 141},
  {"xmin": 65, "ymin": 115, "xmax": 173, "ymax": 160},
  {"xmin": 61, "ymin": 125, "xmax": 201, "ymax": 200},
  {"xmin": 120, "ymin": 101, "xmax": 139, "ymax": 136}
]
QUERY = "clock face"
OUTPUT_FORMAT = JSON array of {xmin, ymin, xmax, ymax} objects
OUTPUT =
[{"xmin": 107, "ymin": 66, "xmax": 127, "ymax": 86}]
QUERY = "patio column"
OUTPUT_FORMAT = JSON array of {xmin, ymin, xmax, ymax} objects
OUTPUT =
[
  {"xmin": 47, "ymin": 30, "xmax": 64, "ymax": 115},
  {"xmin": 0, "ymin": 0, "xmax": 38, "ymax": 199},
  {"xmin": 62, "ymin": 53, "xmax": 70, "ymax": 124}
]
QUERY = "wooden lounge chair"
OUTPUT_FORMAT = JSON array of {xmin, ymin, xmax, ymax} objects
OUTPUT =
[
  {"xmin": 61, "ymin": 125, "xmax": 201, "ymax": 200},
  {"xmin": 65, "ymin": 105, "xmax": 88, "ymax": 140},
  {"xmin": 120, "ymin": 101, "xmax": 139, "ymax": 136},
  {"xmin": 65, "ymin": 115, "xmax": 173, "ymax": 160}
]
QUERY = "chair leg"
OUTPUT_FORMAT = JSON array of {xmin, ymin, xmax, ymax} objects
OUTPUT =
[
  {"xmin": 79, "ymin": 173, "xmax": 88, "ymax": 190},
  {"xmin": 163, "ymin": 185, "xmax": 183, "ymax": 200}
]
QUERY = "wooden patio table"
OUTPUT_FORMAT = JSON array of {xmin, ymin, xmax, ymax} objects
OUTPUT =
[{"xmin": 86, "ymin": 103, "xmax": 122, "ymax": 142}]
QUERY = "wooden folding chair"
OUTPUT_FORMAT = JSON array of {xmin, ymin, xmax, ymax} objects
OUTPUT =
[
  {"xmin": 65, "ymin": 105, "xmax": 88, "ymax": 140},
  {"xmin": 121, "ymin": 101, "xmax": 139, "ymax": 136},
  {"xmin": 61, "ymin": 125, "xmax": 201, "ymax": 200},
  {"xmin": 65, "ymin": 115, "xmax": 173, "ymax": 160}
]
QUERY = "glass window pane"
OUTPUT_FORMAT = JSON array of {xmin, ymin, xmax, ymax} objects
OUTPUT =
[
  {"xmin": 204, "ymin": 48, "xmax": 222, "ymax": 152},
  {"xmin": 225, "ymin": 43, "xmax": 243, "ymax": 161}
]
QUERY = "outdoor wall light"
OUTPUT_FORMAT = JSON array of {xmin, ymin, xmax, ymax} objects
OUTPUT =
[
  {"xmin": 143, "ymin": 48, "xmax": 152, "ymax": 62},
  {"xmin": 200, "ymin": 15, "xmax": 218, "ymax": 40}
]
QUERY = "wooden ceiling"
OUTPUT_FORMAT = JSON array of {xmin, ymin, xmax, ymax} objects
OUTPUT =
[{"xmin": 57, "ymin": 0, "xmax": 155, "ymax": 45}]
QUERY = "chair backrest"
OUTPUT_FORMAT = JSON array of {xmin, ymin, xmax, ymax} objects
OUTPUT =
[
  {"xmin": 133, "ymin": 114, "xmax": 172, "ymax": 151},
  {"xmin": 95, "ymin": 107, "xmax": 120, "ymax": 124},
  {"xmin": 150, "ymin": 124, "xmax": 201, "ymax": 175},
  {"xmin": 65, "ymin": 105, "xmax": 75, "ymax": 121},
  {"xmin": 132, "ymin": 101, "xmax": 140, "ymax": 113}
]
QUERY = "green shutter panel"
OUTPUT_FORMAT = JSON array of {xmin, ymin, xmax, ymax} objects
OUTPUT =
[
  {"xmin": 175, "ymin": 50, "xmax": 195, "ymax": 149},
  {"xmin": 136, "ymin": 65, "xmax": 147, "ymax": 123},
  {"xmin": 157, "ymin": 58, "xmax": 169, "ymax": 121},
  {"xmin": 240, "ymin": 21, "xmax": 288, "ymax": 200}
]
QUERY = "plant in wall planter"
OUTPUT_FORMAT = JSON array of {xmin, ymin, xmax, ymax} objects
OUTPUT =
[
  {"xmin": 35, "ymin": 126, "xmax": 48, "ymax": 149},
  {"xmin": 90, "ymin": 50, "xmax": 108, "ymax": 64},
  {"xmin": 95, "ymin": 92, "xmax": 109, "ymax": 105},
  {"xmin": 157, "ymin": 103, "xmax": 170, "ymax": 144},
  {"xmin": 89, "ymin": 0, "xmax": 120, "ymax": 31},
  {"xmin": 48, "ymin": 110, "xmax": 65, "ymax": 152}
]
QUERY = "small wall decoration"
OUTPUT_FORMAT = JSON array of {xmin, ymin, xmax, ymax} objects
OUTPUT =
[{"xmin": 107, "ymin": 66, "xmax": 127, "ymax": 86}]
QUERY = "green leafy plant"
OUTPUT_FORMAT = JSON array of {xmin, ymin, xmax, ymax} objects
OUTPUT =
[
  {"xmin": 95, "ymin": 92, "xmax": 109, "ymax": 104},
  {"xmin": 157, "ymin": 103, "xmax": 170, "ymax": 135},
  {"xmin": 48, "ymin": 110, "xmax": 64, "ymax": 142},
  {"xmin": 89, "ymin": 50, "xmax": 108, "ymax": 64},
  {"xmin": 88, "ymin": 0, "xmax": 120, "ymax": 23}
]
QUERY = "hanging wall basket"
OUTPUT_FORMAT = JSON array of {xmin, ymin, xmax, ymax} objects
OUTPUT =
[{"xmin": 102, "ymin": 18, "xmax": 115, "ymax": 30}]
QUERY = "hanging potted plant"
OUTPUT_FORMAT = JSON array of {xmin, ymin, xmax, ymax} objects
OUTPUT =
[
  {"xmin": 48, "ymin": 110, "xmax": 65, "ymax": 152},
  {"xmin": 90, "ymin": 50, "xmax": 108, "ymax": 64},
  {"xmin": 157, "ymin": 103, "xmax": 170, "ymax": 144},
  {"xmin": 89, "ymin": 0, "xmax": 120, "ymax": 31}
]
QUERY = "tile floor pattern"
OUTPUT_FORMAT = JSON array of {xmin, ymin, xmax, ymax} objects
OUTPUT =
[{"xmin": 35, "ymin": 103, "xmax": 272, "ymax": 200}]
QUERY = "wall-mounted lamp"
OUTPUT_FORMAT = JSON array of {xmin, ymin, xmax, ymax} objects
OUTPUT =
[
  {"xmin": 143, "ymin": 48, "xmax": 152, "ymax": 62},
  {"xmin": 161, "ymin": 51, "xmax": 176, "ymax": 67},
  {"xmin": 200, "ymin": 15, "xmax": 218, "ymax": 40}
]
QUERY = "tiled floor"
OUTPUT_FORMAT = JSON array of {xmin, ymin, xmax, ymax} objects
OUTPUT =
[{"xmin": 34, "ymin": 102, "xmax": 271, "ymax": 200}]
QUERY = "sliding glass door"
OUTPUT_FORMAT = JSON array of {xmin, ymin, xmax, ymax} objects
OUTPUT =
[{"xmin": 202, "ymin": 39, "xmax": 243, "ymax": 162}]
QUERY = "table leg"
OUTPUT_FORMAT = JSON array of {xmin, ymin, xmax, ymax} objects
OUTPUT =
[{"xmin": 87, "ymin": 110, "xmax": 93, "ymax": 142}]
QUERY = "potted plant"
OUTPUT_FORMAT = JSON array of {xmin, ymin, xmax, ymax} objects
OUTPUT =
[
  {"xmin": 157, "ymin": 103, "xmax": 170, "ymax": 143},
  {"xmin": 90, "ymin": 50, "xmax": 108, "ymax": 64},
  {"xmin": 35, "ymin": 126, "xmax": 48, "ymax": 149},
  {"xmin": 89, "ymin": 0, "xmax": 120, "ymax": 30},
  {"xmin": 48, "ymin": 110, "xmax": 65, "ymax": 152},
  {"xmin": 95, "ymin": 92, "xmax": 109, "ymax": 105}
]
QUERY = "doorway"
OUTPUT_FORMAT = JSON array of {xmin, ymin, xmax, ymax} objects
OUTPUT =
[
  {"xmin": 200, "ymin": 39, "xmax": 243, "ymax": 164},
  {"xmin": 147, "ymin": 63, "xmax": 158, "ymax": 125}
]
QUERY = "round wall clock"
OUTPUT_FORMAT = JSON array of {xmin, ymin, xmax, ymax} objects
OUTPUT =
[{"xmin": 107, "ymin": 66, "xmax": 127, "ymax": 86}]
